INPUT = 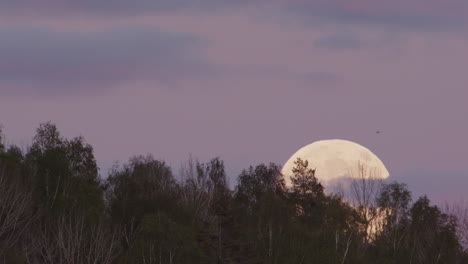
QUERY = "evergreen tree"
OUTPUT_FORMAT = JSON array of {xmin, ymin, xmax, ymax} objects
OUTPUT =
[{"xmin": 290, "ymin": 157, "xmax": 325, "ymax": 221}]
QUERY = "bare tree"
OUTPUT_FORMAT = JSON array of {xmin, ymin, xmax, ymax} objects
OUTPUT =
[
  {"xmin": 443, "ymin": 200, "xmax": 468, "ymax": 250},
  {"xmin": 0, "ymin": 166, "xmax": 35, "ymax": 257},
  {"xmin": 341, "ymin": 231, "xmax": 353, "ymax": 264},
  {"xmin": 349, "ymin": 160, "xmax": 384, "ymax": 244},
  {"xmin": 24, "ymin": 215, "xmax": 120, "ymax": 264},
  {"xmin": 179, "ymin": 155, "xmax": 214, "ymax": 223}
]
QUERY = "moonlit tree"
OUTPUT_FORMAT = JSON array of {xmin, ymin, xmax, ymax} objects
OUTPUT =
[{"xmin": 349, "ymin": 160, "xmax": 384, "ymax": 244}]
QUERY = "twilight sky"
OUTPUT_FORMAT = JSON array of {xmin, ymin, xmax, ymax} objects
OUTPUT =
[{"xmin": 1, "ymin": 0, "xmax": 467, "ymax": 204}]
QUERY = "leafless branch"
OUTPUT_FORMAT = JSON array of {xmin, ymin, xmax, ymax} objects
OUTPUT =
[
  {"xmin": 349, "ymin": 160, "xmax": 383, "ymax": 243},
  {"xmin": 0, "ymin": 166, "xmax": 35, "ymax": 256}
]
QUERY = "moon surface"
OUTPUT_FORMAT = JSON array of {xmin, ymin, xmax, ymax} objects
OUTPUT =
[{"xmin": 282, "ymin": 139, "xmax": 389, "ymax": 194}]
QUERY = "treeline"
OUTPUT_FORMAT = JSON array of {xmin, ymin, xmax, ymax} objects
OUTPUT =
[{"xmin": 0, "ymin": 122, "xmax": 467, "ymax": 264}]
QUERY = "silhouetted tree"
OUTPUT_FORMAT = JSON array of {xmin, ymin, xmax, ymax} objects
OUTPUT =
[
  {"xmin": 0, "ymin": 126, "xmax": 4, "ymax": 153},
  {"xmin": 234, "ymin": 163, "xmax": 290, "ymax": 263},
  {"xmin": 375, "ymin": 181, "xmax": 412, "ymax": 260},
  {"xmin": 409, "ymin": 196, "xmax": 462, "ymax": 263},
  {"xmin": 23, "ymin": 214, "xmax": 120, "ymax": 264},
  {"xmin": 105, "ymin": 155, "xmax": 177, "ymax": 227},
  {"xmin": 180, "ymin": 156, "xmax": 213, "ymax": 223},
  {"xmin": 0, "ymin": 166, "xmax": 35, "ymax": 262},
  {"xmin": 25, "ymin": 122, "xmax": 103, "ymax": 219},
  {"xmin": 0, "ymin": 123, "xmax": 467, "ymax": 263},
  {"xmin": 350, "ymin": 161, "xmax": 383, "ymax": 244},
  {"xmin": 235, "ymin": 163, "xmax": 286, "ymax": 209},
  {"xmin": 444, "ymin": 201, "xmax": 468, "ymax": 251},
  {"xmin": 104, "ymin": 155, "xmax": 204, "ymax": 263},
  {"xmin": 290, "ymin": 157, "xmax": 325, "ymax": 222}
]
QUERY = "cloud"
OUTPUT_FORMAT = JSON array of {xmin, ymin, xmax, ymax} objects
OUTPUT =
[
  {"xmin": 314, "ymin": 33, "xmax": 364, "ymax": 50},
  {"xmin": 282, "ymin": 0, "xmax": 468, "ymax": 31},
  {"xmin": 313, "ymin": 30, "xmax": 398, "ymax": 51},
  {"xmin": 0, "ymin": 20, "xmax": 341, "ymax": 97},
  {"xmin": 2, "ymin": 0, "xmax": 467, "ymax": 34},
  {"xmin": 392, "ymin": 169, "xmax": 468, "ymax": 205},
  {"xmin": 225, "ymin": 65, "xmax": 340, "ymax": 85},
  {"xmin": 0, "ymin": 26, "xmax": 215, "ymax": 96},
  {"xmin": 0, "ymin": 0, "xmax": 246, "ymax": 17},
  {"xmin": 301, "ymin": 71, "xmax": 340, "ymax": 83},
  {"xmin": 324, "ymin": 169, "xmax": 468, "ymax": 206}
]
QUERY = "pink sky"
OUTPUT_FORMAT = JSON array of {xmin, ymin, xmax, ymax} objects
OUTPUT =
[{"xmin": 1, "ymin": 0, "xmax": 467, "ymax": 204}]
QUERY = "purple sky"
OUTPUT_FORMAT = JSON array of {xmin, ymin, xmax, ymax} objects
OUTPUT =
[{"xmin": 1, "ymin": 0, "xmax": 467, "ymax": 204}]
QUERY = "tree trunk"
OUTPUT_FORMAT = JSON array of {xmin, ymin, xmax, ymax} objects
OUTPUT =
[
  {"xmin": 341, "ymin": 233, "xmax": 352, "ymax": 264},
  {"xmin": 268, "ymin": 221, "xmax": 273, "ymax": 262}
]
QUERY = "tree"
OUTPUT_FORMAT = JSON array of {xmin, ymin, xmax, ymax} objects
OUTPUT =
[
  {"xmin": 3, "ymin": 123, "xmax": 468, "ymax": 263},
  {"xmin": 104, "ymin": 155, "xmax": 207, "ymax": 263},
  {"xmin": 105, "ymin": 155, "xmax": 178, "ymax": 227},
  {"xmin": 0, "ymin": 166, "xmax": 35, "ymax": 261},
  {"xmin": 194, "ymin": 158, "xmax": 231, "ymax": 262},
  {"xmin": 0, "ymin": 126, "xmax": 4, "ymax": 153},
  {"xmin": 0, "ymin": 145, "xmax": 24, "ymax": 181},
  {"xmin": 320, "ymin": 194, "xmax": 360, "ymax": 264},
  {"xmin": 25, "ymin": 122, "xmax": 103, "ymax": 219},
  {"xmin": 179, "ymin": 156, "xmax": 231, "ymax": 224},
  {"xmin": 196, "ymin": 157, "xmax": 229, "ymax": 216},
  {"xmin": 133, "ymin": 212, "xmax": 202, "ymax": 264},
  {"xmin": 65, "ymin": 136, "xmax": 103, "ymax": 220},
  {"xmin": 289, "ymin": 157, "xmax": 325, "ymax": 221},
  {"xmin": 179, "ymin": 155, "xmax": 214, "ymax": 223},
  {"xmin": 349, "ymin": 160, "xmax": 383, "ymax": 244},
  {"xmin": 23, "ymin": 215, "xmax": 120, "ymax": 264},
  {"xmin": 409, "ymin": 196, "xmax": 462, "ymax": 263},
  {"xmin": 235, "ymin": 163, "xmax": 286, "ymax": 209},
  {"xmin": 443, "ymin": 201, "xmax": 468, "ymax": 251},
  {"xmin": 372, "ymin": 182, "xmax": 412, "ymax": 261},
  {"xmin": 233, "ymin": 163, "xmax": 290, "ymax": 263}
]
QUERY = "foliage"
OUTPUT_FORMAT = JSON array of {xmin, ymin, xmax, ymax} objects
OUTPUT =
[
  {"xmin": 24, "ymin": 122, "xmax": 104, "ymax": 219},
  {"xmin": 0, "ymin": 123, "xmax": 466, "ymax": 263},
  {"xmin": 235, "ymin": 163, "xmax": 286, "ymax": 209}
]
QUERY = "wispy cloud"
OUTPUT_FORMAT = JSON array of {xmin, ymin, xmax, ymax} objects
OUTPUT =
[
  {"xmin": 2, "ymin": 0, "xmax": 467, "ymax": 32},
  {"xmin": 314, "ymin": 33, "xmax": 364, "ymax": 50},
  {"xmin": 0, "ymin": 26, "xmax": 214, "ymax": 95},
  {"xmin": 393, "ymin": 169, "xmax": 468, "ymax": 205},
  {"xmin": 283, "ymin": 0, "xmax": 468, "ymax": 31},
  {"xmin": 0, "ymin": 0, "xmax": 246, "ymax": 17}
]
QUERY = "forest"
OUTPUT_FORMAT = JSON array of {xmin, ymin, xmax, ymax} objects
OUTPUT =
[{"xmin": 0, "ymin": 122, "xmax": 467, "ymax": 264}]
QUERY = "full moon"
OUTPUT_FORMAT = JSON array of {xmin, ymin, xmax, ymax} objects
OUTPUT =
[{"xmin": 282, "ymin": 139, "xmax": 389, "ymax": 194}]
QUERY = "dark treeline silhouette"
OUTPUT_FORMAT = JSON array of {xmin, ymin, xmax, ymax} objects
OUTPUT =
[{"xmin": 0, "ymin": 122, "xmax": 467, "ymax": 263}]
